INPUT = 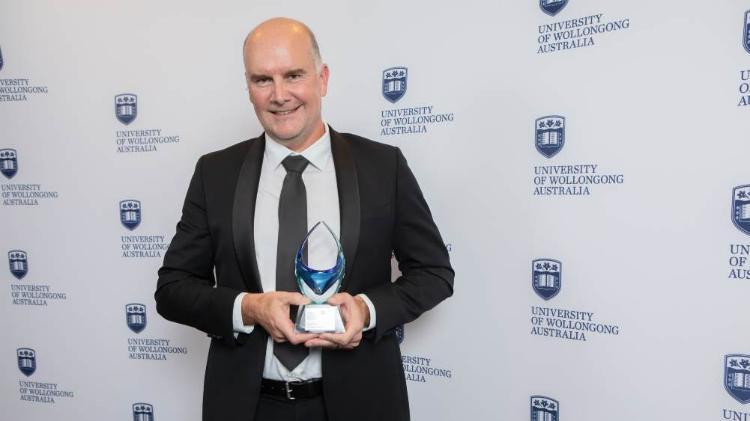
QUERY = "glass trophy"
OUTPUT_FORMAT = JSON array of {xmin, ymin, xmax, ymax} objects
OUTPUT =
[{"xmin": 294, "ymin": 221, "xmax": 346, "ymax": 333}]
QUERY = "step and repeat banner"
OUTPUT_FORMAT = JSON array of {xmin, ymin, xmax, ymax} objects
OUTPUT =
[{"xmin": 1, "ymin": 0, "xmax": 749, "ymax": 420}]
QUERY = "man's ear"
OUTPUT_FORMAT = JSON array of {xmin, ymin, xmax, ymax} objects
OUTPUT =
[{"xmin": 319, "ymin": 64, "xmax": 330, "ymax": 97}]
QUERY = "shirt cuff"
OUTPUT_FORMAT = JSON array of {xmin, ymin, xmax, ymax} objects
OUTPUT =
[
  {"xmin": 357, "ymin": 293, "xmax": 377, "ymax": 331},
  {"xmin": 233, "ymin": 292, "xmax": 255, "ymax": 337}
]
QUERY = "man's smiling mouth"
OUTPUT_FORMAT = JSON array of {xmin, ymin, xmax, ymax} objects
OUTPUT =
[{"xmin": 271, "ymin": 105, "xmax": 301, "ymax": 116}]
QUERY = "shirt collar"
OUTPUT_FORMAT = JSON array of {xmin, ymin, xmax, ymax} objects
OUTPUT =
[{"xmin": 264, "ymin": 123, "xmax": 331, "ymax": 172}]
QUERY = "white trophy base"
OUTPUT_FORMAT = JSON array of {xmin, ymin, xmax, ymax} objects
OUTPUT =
[{"xmin": 295, "ymin": 304, "xmax": 345, "ymax": 333}]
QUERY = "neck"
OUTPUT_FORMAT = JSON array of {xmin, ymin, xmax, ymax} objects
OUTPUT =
[{"xmin": 284, "ymin": 121, "xmax": 326, "ymax": 153}]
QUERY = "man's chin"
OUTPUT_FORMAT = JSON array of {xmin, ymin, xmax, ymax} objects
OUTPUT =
[
  {"xmin": 266, "ymin": 130, "xmax": 302, "ymax": 143},
  {"xmin": 264, "ymin": 129, "xmax": 309, "ymax": 149},
  {"xmin": 261, "ymin": 120, "xmax": 300, "ymax": 139}
]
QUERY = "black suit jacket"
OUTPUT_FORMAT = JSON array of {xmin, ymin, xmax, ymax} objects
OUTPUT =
[{"xmin": 155, "ymin": 128, "xmax": 454, "ymax": 421}]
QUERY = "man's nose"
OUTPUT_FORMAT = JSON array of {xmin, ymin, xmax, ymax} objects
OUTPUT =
[{"xmin": 270, "ymin": 79, "xmax": 290, "ymax": 104}]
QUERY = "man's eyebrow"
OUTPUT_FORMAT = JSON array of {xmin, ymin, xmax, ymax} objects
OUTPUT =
[
  {"xmin": 247, "ymin": 72, "xmax": 270, "ymax": 81},
  {"xmin": 285, "ymin": 68, "xmax": 307, "ymax": 76},
  {"xmin": 247, "ymin": 69, "xmax": 308, "ymax": 81}
]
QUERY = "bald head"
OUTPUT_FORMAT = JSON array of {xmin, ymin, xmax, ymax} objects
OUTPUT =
[{"xmin": 243, "ymin": 17, "xmax": 322, "ymax": 71}]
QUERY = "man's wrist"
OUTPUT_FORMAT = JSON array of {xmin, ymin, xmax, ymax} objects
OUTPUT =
[
  {"xmin": 241, "ymin": 293, "xmax": 258, "ymax": 326},
  {"xmin": 232, "ymin": 293, "xmax": 255, "ymax": 335},
  {"xmin": 356, "ymin": 294, "xmax": 377, "ymax": 331},
  {"xmin": 354, "ymin": 295, "xmax": 370, "ymax": 327}
]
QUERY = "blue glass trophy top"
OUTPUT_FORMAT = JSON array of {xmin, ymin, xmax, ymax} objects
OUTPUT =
[{"xmin": 294, "ymin": 221, "xmax": 345, "ymax": 302}]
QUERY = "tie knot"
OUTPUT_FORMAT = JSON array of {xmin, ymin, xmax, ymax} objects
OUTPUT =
[{"xmin": 282, "ymin": 155, "xmax": 309, "ymax": 174}]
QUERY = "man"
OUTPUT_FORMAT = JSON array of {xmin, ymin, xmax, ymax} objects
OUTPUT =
[{"xmin": 155, "ymin": 17, "xmax": 453, "ymax": 421}]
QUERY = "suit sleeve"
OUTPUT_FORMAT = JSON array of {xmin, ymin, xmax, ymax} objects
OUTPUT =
[
  {"xmin": 154, "ymin": 156, "xmax": 239, "ymax": 345},
  {"xmin": 364, "ymin": 148, "xmax": 455, "ymax": 342}
]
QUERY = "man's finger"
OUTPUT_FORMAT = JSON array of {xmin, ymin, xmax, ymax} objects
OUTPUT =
[
  {"xmin": 278, "ymin": 319, "xmax": 318, "ymax": 344},
  {"xmin": 288, "ymin": 333, "xmax": 319, "ymax": 345},
  {"xmin": 318, "ymin": 332, "xmax": 352, "ymax": 346},
  {"xmin": 326, "ymin": 293, "xmax": 350, "ymax": 306},
  {"xmin": 288, "ymin": 328, "xmax": 320, "ymax": 344},
  {"xmin": 304, "ymin": 337, "xmax": 340, "ymax": 348},
  {"xmin": 280, "ymin": 291, "xmax": 312, "ymax": 306}
]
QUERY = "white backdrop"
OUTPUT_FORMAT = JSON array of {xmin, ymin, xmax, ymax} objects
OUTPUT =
[{"xmin": 2, "ymin": 1, "xmax": 750, "ymax": 420}]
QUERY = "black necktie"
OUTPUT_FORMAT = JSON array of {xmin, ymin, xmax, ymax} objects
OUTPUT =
[{"xmin": 274, "ymin": 155, "xmax": 310, "ymax": 371}]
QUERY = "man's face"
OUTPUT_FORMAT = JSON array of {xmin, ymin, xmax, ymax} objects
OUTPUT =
[{"xmin": 244, "ymin": 29, "xmax": 328, "ymax": 149}]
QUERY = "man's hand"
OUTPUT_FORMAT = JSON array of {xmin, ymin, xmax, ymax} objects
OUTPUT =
[
  {"xmin": 241, "ymin": 292, "xmax": 318, "ymax": 344},
  {"xmin": 304, "ymin": 293, "xmax": 370, "ymax": 350}
]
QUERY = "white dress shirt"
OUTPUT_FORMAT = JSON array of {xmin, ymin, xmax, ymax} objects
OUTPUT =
[{"xmin": 231, "ymin": 124, "xmax": 376, "ymax": 381}]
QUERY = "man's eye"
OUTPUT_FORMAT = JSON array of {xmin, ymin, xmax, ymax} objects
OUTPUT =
[
  {"xmin": 255, "ymin": 78, "xmax": 271, "ymax": 85},
  {"xmin": 288, "ymin": 74, "xmax": 302, "ymax": 80}
]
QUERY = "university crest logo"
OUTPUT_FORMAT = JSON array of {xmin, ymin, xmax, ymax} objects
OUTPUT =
[
  {"xmin": 0, "ymin": 148, "xmax": 18, "ymax": 179},
  {"xmin": 17, "ymin": 348, "xmax": 36, "ymax": 377},
  {"xmin": 126, "ymin": 303, "xmax": 147, "ymax": 334},
  {"xmin": 395, "ymin": 325, "xmax": 404, "ymax": 345},
  {"xmin": 532, "ymin": 259, "xmax": 561, "ymax": 300},
  {"xmin": 382, "ymin": 67, "xmax": 407, "ymax": 103},
  {"xmin": 725, "ymin": 354, "xmax": 750, "ymax": 404},
  {"xmin": 744, "ymin": 11, "xmax": 750, "ymax": 54},
  {"xmin": 120, "ymin": 200, "xmax": 141, "ymax": 230},
  {"xmin": 8, "ymin": 250, "xmax": 28, "ymax": 280},
  {"xmin": 539, "ymin": 0, "xmax": 568, "ymax": 16},
  {"xmin": 535, "ymin": 116, "xmax": 565, "ymax": 158},
  {"xmin": 732, "ymin": 185, "xmax": 750, "ymax": 235},
  {"xmin": 0, "ymin": 46, "xmax": 4, "ymax": 71},
  {"xmin": 115, "ymin": 94, "xmax": 137, "ymax": 125},
  {"xmin": 531, "ymin": 395, "xmax": 559, "ymax": 421},
  {"xmin": 133, "ymin": 403, "xmax": 154, "ymax": 421}
]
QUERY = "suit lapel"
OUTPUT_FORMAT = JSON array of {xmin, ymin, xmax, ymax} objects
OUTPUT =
[
  {"xmin": 232, "ymin": 135, "xmax": 265, "ymax": 292},
  {"xmin": 330, "ymin": 128, "xmax": 361, "ymax": 290}
]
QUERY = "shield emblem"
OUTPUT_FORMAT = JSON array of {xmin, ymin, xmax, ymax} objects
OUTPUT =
[
  {"xmin": 535, "ymin": 116, "xmax": 565, "ymax": 158},
  {"xmin": 395, "ymin": 325, "xmax": 404, "ymax": 345},
  {"xmin": 126, "ymin": 303, "xmax": 147, "ymax": 333},
  {"xmin": 120, "ymin": 200, "xmax": 141, "ymax": 230},
  {"xmin": 133, "ymin": 403, "xmax": 154, "ymax": 421},
  {"xmin": 382, "ymin": 67, "xmax": 408, "ymax": 103},
  {"xmin": 725, "ymin": 354, "xmax": 750, "ymax": 404},
  {"xmin": 532, "ymin": 259, "xmax": 561, "ymax": 300},
  {"xmin": 8, "ymin": 250, "xmax": 28, "ymax": 280},
  {"xmin": 744, "ymin": 11, "xmax": 750, "ymax": 54},
  {"xmin": 0, "ymin": 148, "xmax": 18, "ymax": 179},
  {"xmin": 732, "ymin": 185, "xmax": 750, "ymax": 235},
  {"xmin": 539, "ymin": 0, "xmax": 568, "ymax": 16},
  {"xmin": 17, "ymin": 348, "xmax": 36, "ymax": 377},
  {"xmin": 115, "ymin": 94, "xmax": 137, "ymax": 125},
  {"xmin": 531, "ymin": 396, "xmax": 559, "ymax": 421},
  {"xmin": 0, "ymin": 46, "xmax": 4, "ymax": 71}
]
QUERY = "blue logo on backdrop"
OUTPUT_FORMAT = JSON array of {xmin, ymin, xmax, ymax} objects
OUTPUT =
[
  {"xmin": 535, "ymin": 116, "xmax": 565, "ymax": 158},
  {"xmin": 382, "ymin": 67, "xmax": 407, "ymax": 103},
  {"xmin": 126, "ymin": 303, "xmax": 147, "ymax": 334},
  {"xmin": 115, "ymin": 94, "xmax": 137, "ymax": 125},
  {"xmin": 395, "ymin": 325, "xmax": 404, "ymax": 344},
  {"xmin": 532, "ymin": 259, "xmax": 561, "ymax": 300},
  {"xmin": 724, "ymin": 354, "xmax": 750, "ymax": 403},
  {"xmin": 120, "ymin": 200, "xmax": 141, "ymax": 230},
  {"xmin": 531, "ymin": 396, "xmax": 559, "ymax": 421},
  {"xmin": 17, "ymin": 348, "xmax": 36, "ymax": 376},
  {"xmin": 725, "ymin": 354, "xmax": 750, "ymax": 404},
  {"xmin": 539, "ymin": 0, "xmax": 568, "ymax": 16},
  {"xmin": 0, "ymin": 148, "xmax": 18, "ymax": 179},
  {"xmin": 133, "ymin": 403, "xmax": 154, "ymax": 421},
  {"xmin": 8, "ymin": 250, "xmax": 28, "ymax": 280},
  {"xmin": 732, "ymin": 185, "xmax": 750, "ymax": 235},
  {"xmin": 744, "ymin": 11, "xmax": 750, "ymax": 54},
  {"xmin": 0, "ymin": 46, "xmax": 4, "ymax": 71}
]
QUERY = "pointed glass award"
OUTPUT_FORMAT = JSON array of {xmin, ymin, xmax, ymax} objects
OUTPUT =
[{"xmin": 294, "ymin": 221, "xmax": 346, "ymax": 333}]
